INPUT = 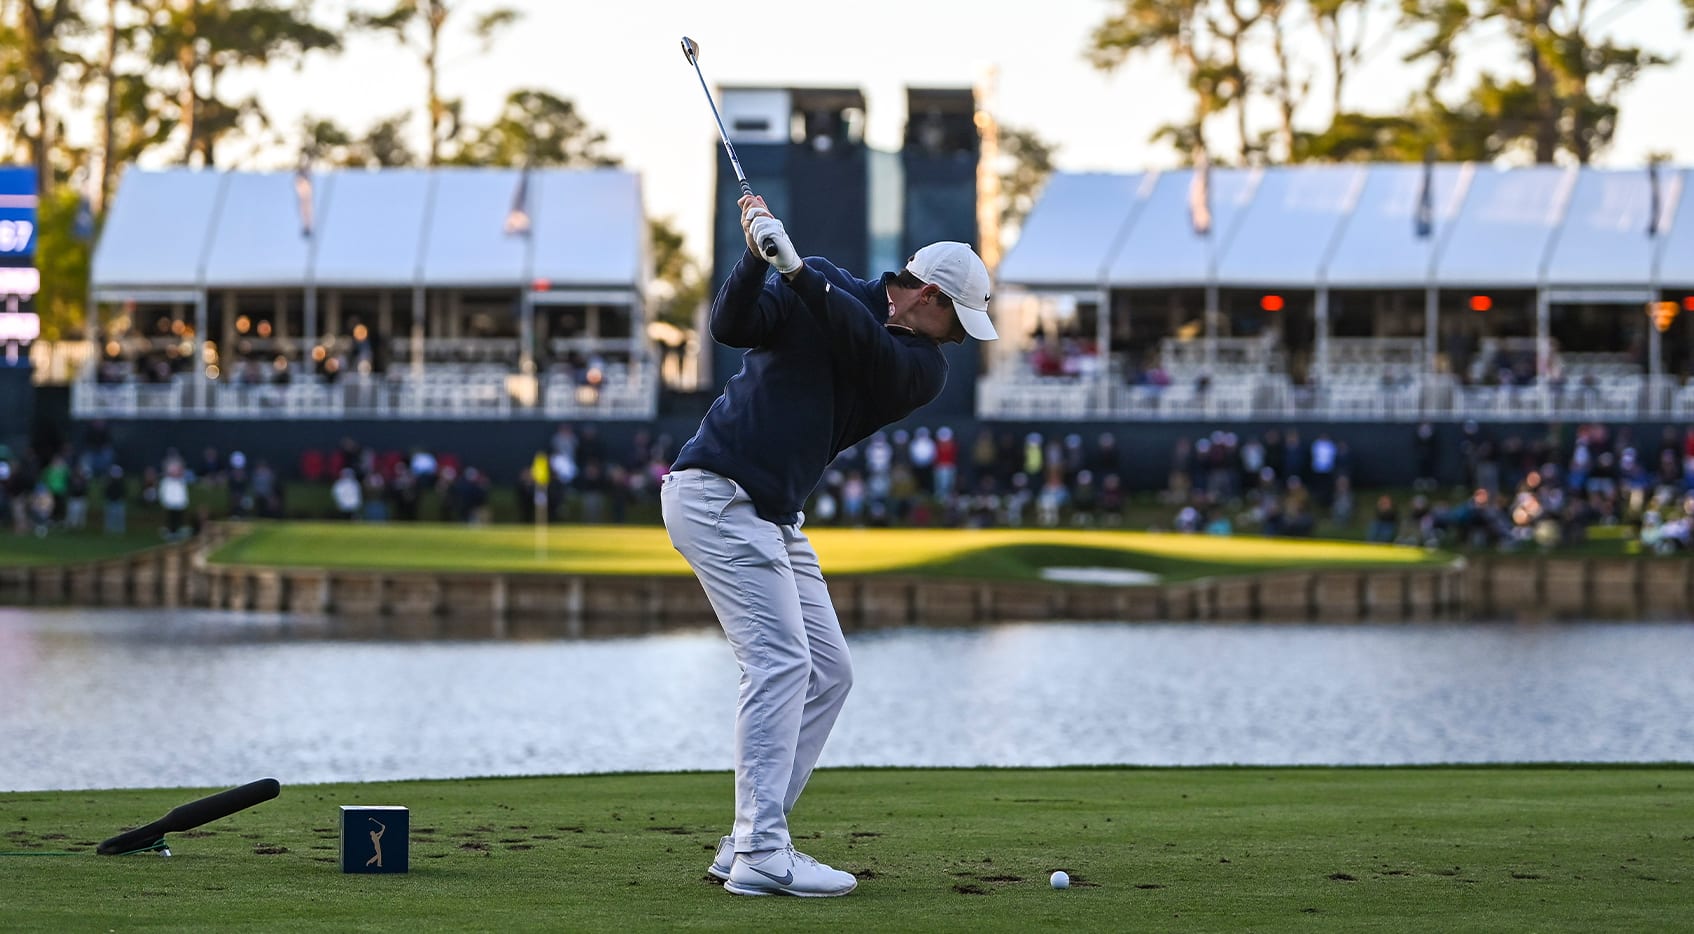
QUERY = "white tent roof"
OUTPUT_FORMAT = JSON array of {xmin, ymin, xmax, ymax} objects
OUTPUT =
[
  {"xmin": 1217, "ymin": 164, "xmax": 1364, "ymax": 287},
  {"xmin": 1105, "ymin": 168, "xmax": 1261, "ymax": 287},
  {"xmin": 420, "ymin": 168, "xmax": 529, "ymax": 287},
  {"xmin": 996, "ymin": 173, "xmax": 1143, "ymax": 288},
  {"xmin": 1323, "ymin": 163, "xmax": 1470, "ymax": 288},
  {"xmin": 1657, "ymin": 168, "xmax": 1694, "ymax": 285},
  {"xmin": 91, "ymin": 166, "xmax": 646, "ymax": 296},
  {"xmin": 1436, "ymin": 165, "xmax": 1573, "ymax": 287},
  {"xmin": 1543, "ymin": 167, "xmax": 1662, "ymax": 287},
  {"xmin": 532, "ymin": 169, "xmax": 645, "ymax": 289},
  {"xmin": 312, "ymin": 169, "xmax": 432, "ymax": 287},
  {"xmin": 91, "ymin": 168, "xmax": 226, "ymax": 291},
  {"xmin": 999, "ymin": 163, "xmax": 1686, "ymax": 292},
  {"xmin": 200, "ymin": 172, "xmax": 323, "ymax": 288}
]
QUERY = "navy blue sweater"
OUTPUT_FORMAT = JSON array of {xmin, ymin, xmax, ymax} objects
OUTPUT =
[{"xmin": 671, "ymin": 250, "xmax": 948, "ymax": 525}]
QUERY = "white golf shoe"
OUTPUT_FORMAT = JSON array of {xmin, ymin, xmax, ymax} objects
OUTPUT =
[
  {"xmin": 724, "ymin": 846, "xmax": 858, "ymax": 897},
  {"xmin": 707, "ymin": 835, "xmax": 733, "ymax": 881}
]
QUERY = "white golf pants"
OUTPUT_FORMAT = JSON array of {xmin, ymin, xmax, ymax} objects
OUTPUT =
[{"xmin": 661, "ymin": 467, "xmax": 853, "ymax": 853}]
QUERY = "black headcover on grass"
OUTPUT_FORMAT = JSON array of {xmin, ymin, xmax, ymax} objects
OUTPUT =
[{"xmin": 97, "ymin": 778, "xmax": 281, "ymax": 855}]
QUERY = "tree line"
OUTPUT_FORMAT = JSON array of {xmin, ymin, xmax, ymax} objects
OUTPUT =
[
  {"xmin": 4, "ymin": 1, "xmax": 1688, "ymax": 341},
  {"xmin": 1088, "ymin": 0, "xmax": 1693, "ymax": 165},
  {"xmin": 0, "ymin": 0, "xmax": 706, "ymax": 342}
]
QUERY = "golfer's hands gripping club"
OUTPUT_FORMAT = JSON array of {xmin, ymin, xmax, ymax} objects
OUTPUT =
[
  {"xmin": 749, "ymin": 215, "xmax": 802, "ymax": 276},
  {"xmin": 738, "ymin": 193, "xmax": 782, "ymax": 261}
]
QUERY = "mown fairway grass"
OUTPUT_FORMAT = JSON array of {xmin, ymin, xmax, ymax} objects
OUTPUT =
[
  {"xmin": 208, "ymin": 522, "xmax": 1449, "ymax": 582},
  {"xmin": 2, "ymin": 767, "xmax": 1688, "ymax": 932}
]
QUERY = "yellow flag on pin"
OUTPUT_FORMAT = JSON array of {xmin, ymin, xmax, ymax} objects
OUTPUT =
[{"xmin": 532, "ymin": 452, "xmax": 551, "ymax": 487}]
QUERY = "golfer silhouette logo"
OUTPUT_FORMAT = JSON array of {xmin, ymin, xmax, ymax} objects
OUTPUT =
[{"xmin": 366, "ymin": 818, "xmax": 386, "ymax": 868}]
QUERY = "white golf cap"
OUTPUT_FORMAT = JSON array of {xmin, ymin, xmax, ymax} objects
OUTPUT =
[{"xmin": 906, "ymin": 242, "xmax": 997, "ymax": 341}]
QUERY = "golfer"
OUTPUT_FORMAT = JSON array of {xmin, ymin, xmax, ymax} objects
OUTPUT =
[{"xmin": 663, "ymin": 194, "xmax": 997, "ymax": 897}]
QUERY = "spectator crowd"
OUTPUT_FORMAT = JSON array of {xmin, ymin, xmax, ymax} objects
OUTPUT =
[{"xmin": 6, "ymin": 417, "xmax": 1693, "ymax": 555}]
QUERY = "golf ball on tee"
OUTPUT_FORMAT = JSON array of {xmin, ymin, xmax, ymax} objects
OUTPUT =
[{"xmin": 1050, "ymin": 870, "xmax": 1070, "ymax": 889}]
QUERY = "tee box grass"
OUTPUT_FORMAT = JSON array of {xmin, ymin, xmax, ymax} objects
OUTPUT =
[{"xmin": 3, "ymin": 766, "xmax": 1688, "ymax": 932}]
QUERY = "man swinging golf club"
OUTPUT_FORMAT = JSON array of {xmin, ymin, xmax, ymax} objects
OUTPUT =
[{"xmin": 662, "ymin": 194, "xmax": 996, "ymax": 897}]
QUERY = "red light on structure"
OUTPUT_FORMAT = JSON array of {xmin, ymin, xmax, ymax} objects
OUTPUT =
[
  {"xmin": 1684, "ymin": 296, "xmax": 1694, "ymax": 312},
  {"xmin": 1469, "ymin": 294, "xmax": 1493, "ymax": 312},
  {"xmin": 531, "ymin": 278, "xmax": 552, "ymax": 292},
  {"xmin": 1260, "ymin": 294, "xmax": 1285, "ymax": 312}
]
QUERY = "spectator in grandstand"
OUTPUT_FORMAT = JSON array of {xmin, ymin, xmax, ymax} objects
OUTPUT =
[
  {"xmin": 41, "ymin": 452, "xmax": 69, "ymax": 522},
  {"xmin": 1070, "ymin": 470, "xmax": 1099, "ymax": 526},
  {"xmin": 932, "ymin": 427, "xmax": 958, "ymax": 500},
  {"xmin": 409, "ymin": 447, "xmax": 439, "ymax": 490},
  {"xmin": 331, "ymin": 468, "xmax": 362, "ymax": 521},
  {"xmin": 196, "ymin": 446, "xmax": 223, "ymax": 486},
  {"xmin": 1020, "ymin": 432, "xmax": 1043, "ymax": 485},
  {"xmin": 1414, "ymin": 422, "xmax": 1439, "ymax": 491},
  {"xmin": 908, "ymin": 427, "xmax": 936, "ymax": 495},
  {"xmin": 1309, "ymin": 434, "xmax": 1337, "ymax": 507},
  {"xmin": 1, "ymin": 450, "xmax": 19, "ymax": 529},
  {"xmin": 1036, "ymin": 464, "xmax": 1069, "ymax": 528},
  {"xmin": 1331, "ymin": 474, "xmax": 1354, "ymax": 527},
  {"xmin": 252, "ymin": 459, "xmax": 283, "ymax": 519},
  {"xmin": 102, "ymin": 465, "xmax": 127, "ymax": 535},
  {"xmin": 578, "ymin": 459, "xmax": 611, "ymax": 523},
  {"xmin": 1367, "ymin": 494, "xmax": 1399, "ymax": 543},
  {"xmin": 64, "ymin": 464, "xmax": 90, "ymax": 530},
  {"xmin": 1683, "ymin": 427, "xmax": 1694, "ymax": 490},
  {"xmin": 841, "ymin": 469, "xmax": 867, "ymax": 525},
  {"xmin": 25, "ymin": 482, "xmax": 52, "ymax": 537},
  {"xmin": 159, "ymin": 458, "xmax": 190, "ymax": 540},
  {"xmin": 227, "ymin": 452, "xmax": 252, "ymax": 519},
  {"xmin": 1281, "ymin": 429, "xmax": 1305, "ymax": 490},
  {"xmin": 455, "ymin": 467, "xmax": 491, "ymax": 525},
  {"xmin": 1098, "ymin": 473, "xmax": 1125, "ymax": 527},
  {"xmin": 362, "ymin": 472, "xmax": 389, "ymax": 522}
]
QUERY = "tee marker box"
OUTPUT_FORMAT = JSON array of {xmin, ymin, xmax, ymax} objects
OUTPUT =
[{"xmin": 340, "ymin": 805, "xmax": 408, "ymax": 874}]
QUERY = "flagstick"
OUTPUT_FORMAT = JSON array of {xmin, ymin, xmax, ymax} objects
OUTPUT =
[{"xmin": 535, "ymin": 489, "xmax": 548, "ymax": 563}]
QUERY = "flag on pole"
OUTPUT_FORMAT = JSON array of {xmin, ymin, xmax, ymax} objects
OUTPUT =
[
  {"xmin": 1647, "ymin": 162, "xmax": 1661, "ymax": 239},
  {"xmin": 505, "ymin": 164, "xmax": 532, "ymax": 236},
  {"xmin": 1414, "ymin": 148, "xmax": 1435, "ymax": 240},
  {"xmin": 1188, "ymin": 146, "xmax": 1212, "ymax": 237},
  {"xmin": 293, "ymin": 155, "xmax": 314, "ymax": 238}
]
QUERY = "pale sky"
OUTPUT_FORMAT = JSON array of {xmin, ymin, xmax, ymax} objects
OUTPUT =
[{"xmin": 168, "ymin": 0, "xmax": 1694, "ymax": 257}]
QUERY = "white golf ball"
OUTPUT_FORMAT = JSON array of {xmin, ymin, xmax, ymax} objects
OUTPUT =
[{"xmin": 1050, "ymin": 870, "xmax": 1070, "ymax": 889}]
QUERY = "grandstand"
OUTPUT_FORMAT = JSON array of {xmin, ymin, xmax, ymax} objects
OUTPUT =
[
  {"xmin": 74, "ymin": 166, "xmax": 654, "ymax": 421},
  {"xmin": 993, "ymin": 163, "xmax": 1694, "ymax": 422}
]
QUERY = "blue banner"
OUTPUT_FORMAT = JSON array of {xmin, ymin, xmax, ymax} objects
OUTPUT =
[{"xmin": 0, "ymin": 166, "xmax": 38, "ymax": 259}]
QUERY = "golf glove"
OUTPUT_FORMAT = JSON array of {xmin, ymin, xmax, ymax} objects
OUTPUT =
[
  {"xmin": 749, "ymin": 215, "xmax": 802, "ymax": 275},
  {"xmin": 741, "ymin": 201, "xmax": 773, "ymax": 257}
]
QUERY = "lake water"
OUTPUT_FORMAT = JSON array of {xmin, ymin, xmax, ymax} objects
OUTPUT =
[{"xmin": 2, "ymin": 608, "xmax": 1691, "ymax": 791}]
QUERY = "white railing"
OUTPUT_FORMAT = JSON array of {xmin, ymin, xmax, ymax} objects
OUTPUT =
[
  {"xmin": 977, "ymin": 372, "xmax": 1690, "ymax": 422},
  {"xmin": 72, "ymin": 367, "xmax": 659, "ymax": 420}
]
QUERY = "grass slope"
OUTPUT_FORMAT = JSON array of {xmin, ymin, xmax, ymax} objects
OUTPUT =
[
  {"xmin": 209, "ymin": 523, "xmax": 1446, "ymax": 583},
  {"xmin": 0, "ymin": 528, "xmax": 168, "ymax": 568},
  {"xmin": 2, "ymin": 767, "xmax": 1687, "ymax": 933}
]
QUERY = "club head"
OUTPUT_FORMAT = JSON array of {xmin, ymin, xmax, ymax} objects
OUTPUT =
[{"xmin": 680, "ymin": 37, "xmax": 699, "ymax": 66}]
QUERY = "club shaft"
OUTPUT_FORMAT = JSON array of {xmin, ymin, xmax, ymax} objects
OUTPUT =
[
  {"xmin": 683, "ymin": 40, "xmax": 772, "ymax": 253},
  {"xmin": 687, "ymin": 62, "xmax": 749, "ymax": 186}
]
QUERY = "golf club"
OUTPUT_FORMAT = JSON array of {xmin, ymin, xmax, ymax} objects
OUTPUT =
[
  {"xmin": 97, "ymin": 778, "xmax": 281, "ymax": 856},
  {"xmin": 680, "ymin": 36, "xmax": 777, "ymax": 257}
]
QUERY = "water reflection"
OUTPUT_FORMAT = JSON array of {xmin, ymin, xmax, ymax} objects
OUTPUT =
[{"xmin": 2, "ymin": 608, "xmax": 1691, "ymax": 791}]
